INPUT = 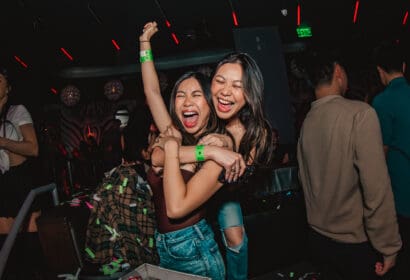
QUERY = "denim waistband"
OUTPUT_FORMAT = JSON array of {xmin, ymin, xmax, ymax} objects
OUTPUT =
[{"xmin": 156, "ymin": 219, "xmax": 211, "ymax": 242}]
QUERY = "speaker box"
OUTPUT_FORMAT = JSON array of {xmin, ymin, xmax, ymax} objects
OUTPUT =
[
  {"xmin": 36, "ymin": 216, "xmax": 82, "ymax": 276},
  {"xmin": 233, "ymin": 26, "xmax": 295, "ymax": 144},
  {"xmin": 36, "ymin": 205, "xmax": 89, "ymax": 277},
  {"xmin": 244, "ymin": 190, "xmax": 309, "ymax": 278}
]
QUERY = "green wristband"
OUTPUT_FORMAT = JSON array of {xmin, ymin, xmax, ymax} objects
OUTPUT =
[
  {"xmin": 195, "ymin": 145, "xmax": 205, "ymax": 162},
  {"xmin": 139, "ymin": 49, "xmax": 153, "ymax": 63}
]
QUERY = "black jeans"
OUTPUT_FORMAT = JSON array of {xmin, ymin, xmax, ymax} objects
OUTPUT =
[
  {"xmin": 393, "ymin": 215, "xmax": 410, "ymax": 279},
  {"xmin": 308, "ymin": 228, "xmax": 382, "ymax": 280}
]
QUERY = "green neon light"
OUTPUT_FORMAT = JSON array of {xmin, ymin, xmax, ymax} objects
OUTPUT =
[{"xmin": 296, "ymin": 26, "xmax": 312, "ymax": 38}]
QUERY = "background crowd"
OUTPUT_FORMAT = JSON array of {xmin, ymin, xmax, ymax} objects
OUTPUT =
[{"xmin": 0, "ymin": 24, "xmax": 409, "ymax": 280}]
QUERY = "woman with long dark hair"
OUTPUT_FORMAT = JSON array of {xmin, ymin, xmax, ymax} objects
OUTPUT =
[
  {"xmin": 140, "ymin": 22, "xmax": 246, "ymax": 279},
  {"xmin": 0, "ymin": 68, "xmax": 39, "ymax": 235},
  {"xmin": 209, "ymin": 52, "xmax": 275, "ymax": 280},
  {"xmin": 0, "ymin": 67, "xmax": 43, "ymax": 280},
  {"xmin": 140, "ymin": 22, "xmax": 274, "ymax": 280}
]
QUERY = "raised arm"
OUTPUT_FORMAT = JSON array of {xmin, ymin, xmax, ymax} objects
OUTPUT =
[{"xmin": 139, "ymin": 21, "xmax": 176, "ymax": 134}]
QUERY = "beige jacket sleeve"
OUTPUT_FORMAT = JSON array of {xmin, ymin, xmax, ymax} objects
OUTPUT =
[{"xmin": 353, "ymin": 107, "xmax": 402, "ymax": 260}]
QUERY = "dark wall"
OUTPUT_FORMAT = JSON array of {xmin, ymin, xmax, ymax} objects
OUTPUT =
[{"xmin": 233, "ymin": 26, "xmax": 295, "ymax": 144}]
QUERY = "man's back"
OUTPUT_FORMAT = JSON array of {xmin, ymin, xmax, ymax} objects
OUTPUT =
[
  {"xmin": 298, "ymin": 95, "xmax": 399, "ymax": 255},
  {"xmin": 372, "ymin": 40, "xmax": 410, "ymax": 279},
  {"xmin": 373, "ymin": 77, "xmax": 410, "ymax": 216},
  {"xmin": 296, "ymin": 47, "xmax": 401, "ymax": 279}
]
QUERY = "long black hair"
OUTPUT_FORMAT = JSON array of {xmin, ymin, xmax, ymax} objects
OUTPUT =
[
  {"xmin": 213, "ymin": 53, "xmax": 274, "ymax": 167},
  {"xmin": 169, "ymin": 71, "xmax": 225, "ymax": 145},
  {"xmin": 0, "ymin": 67, "xmax": 13, "ymax": 138}
]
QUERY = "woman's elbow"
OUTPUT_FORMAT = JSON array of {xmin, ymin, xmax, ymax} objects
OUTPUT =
[
  {"xmin": 32, "ymin": 148, "xmax": 39, "ymax": 157},
  {"xmin": 31, "ymin": 144, "xmax": 39, "ymax": 157},
  {"xmin": 151, "ymin": 156, "xmax": 162, "ymax": 167},
  {"xmin": 151, "ymin": 149, "xmax": 165, "ymax": 167},
  {"xmin": 166, "ymin": 206, "xmax": 186, "ymax": 219}
]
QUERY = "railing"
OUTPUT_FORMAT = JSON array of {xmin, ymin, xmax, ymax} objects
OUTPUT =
[{"xmin": 0, "ymin": 183, "xmax": 59, "ymax": 278}]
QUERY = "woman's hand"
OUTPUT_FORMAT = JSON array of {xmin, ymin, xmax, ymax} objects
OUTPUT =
[
  {"xmin": 161, "ymin": 125, "xmax": 182, "ymax": 141},
  {"xmin": 139, "ymin": 21, "xmax": 158, "ymax": 42},
  {"xmin": 163, "ymin": 136, "xmax": 180, "ymax": 151},
  {"xmin": 161, "ymin": 125, "xmax": 182, "ymax": 146},
  {"xmin": 151, "ymin": 125, "xmax": 182, "ymax": 150},
  {"xmin": 198, "ymin": 133, "xmax": 233, "ymax": 149},
  {"xmin": 208, "ymin": 146, "xmax": 245, "ymax": 182}
]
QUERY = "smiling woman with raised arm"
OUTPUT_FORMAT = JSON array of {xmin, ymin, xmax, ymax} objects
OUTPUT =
[
  {"xmin": 139, "ymin": 21, "xmax": 249, "ymax": 279},
  {"xmin": 139, "ymin": 22, "xmax": 244, "ymax": 179},
  {"xmin": 140, "ymin": 22, "xmax": 275, "ymax": 280}
]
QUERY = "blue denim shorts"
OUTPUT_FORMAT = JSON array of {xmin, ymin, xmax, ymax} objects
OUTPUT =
[{"xmin": 155, "ymin": 219, "xmax": 226, "ymax": 280}]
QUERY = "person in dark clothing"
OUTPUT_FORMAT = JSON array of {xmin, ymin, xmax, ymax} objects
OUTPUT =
[
  {"xmin": 297, "ymin": 48, "xmax": 401, "ymax": 280},
  {"xmin": 372, "ymin": 41, "xmax": 410, "ymax": 279},
  {"xmin": 272, "ymin": 128, "xmax": 290, "ymax": 167},
  {"xmin": 101, "ymin": 119, "xmax": 122, "ymax": 172},
  {"xmin": 0, "ymin": 67, "xmax": 43, "ymax": 279},
  {"xmin": 85, "ymin": 105, "xmax": 158, "ymax": 270}
]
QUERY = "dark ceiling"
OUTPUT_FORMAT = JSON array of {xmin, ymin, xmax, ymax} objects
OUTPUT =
[{"xmin": 1, "ymin": 0, "xmax": 410, "ymax": 104}]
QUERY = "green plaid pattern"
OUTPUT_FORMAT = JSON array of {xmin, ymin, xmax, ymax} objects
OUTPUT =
[{"xmin": 85, "ymin": 165, "xmax": 159, "ymax": 267}]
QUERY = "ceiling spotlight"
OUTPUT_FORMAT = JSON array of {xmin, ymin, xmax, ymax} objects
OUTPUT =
[{"xmin": 281, "ymin": 8, "xmax": 288, "ymax": 16}]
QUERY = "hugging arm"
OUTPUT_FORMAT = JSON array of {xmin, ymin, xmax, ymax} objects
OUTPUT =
[
  {"xmin": 152, "ymin": 133, "xmax": 245, "ymax": 181},
  {"xmin": 163, "ymin": 137, "xmax": 225, "ymax": 218}
]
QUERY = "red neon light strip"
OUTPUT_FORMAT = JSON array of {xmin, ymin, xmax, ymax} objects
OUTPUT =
[
  {"xmin": 60, "ymin": 47, "xmax": 73, "ymax": 61},
  {"xmin": 14, "ymin": 55, "xmax": 28, "ymax": 68},
  {"xmin": 111, "ymin": 39, "xmax": 120, "ymax": 51},
  {"xmin": 403, "ymin": 11, "xmax": 409, "ymax": 25},
  {"xmin": 171, "ymin": 33, "xmax": 179, "ymax": 45},
  {"xmin": 297, "ymin": 4, "xmax": 301, "ymax": 26},
  {"xmin": 232, "ymin": 11, "xmax": 239, "ymax": 26},
  {"xmin": 353, "ymin": 1, "xmax": 360, "ymax": 23},
  {"xmin": 165, "ymin": 20, "xmax": 171, "ymax": 28},
  {"xmin": 50, "ymin": 88, "xmax": 58, "ymax": 95}
]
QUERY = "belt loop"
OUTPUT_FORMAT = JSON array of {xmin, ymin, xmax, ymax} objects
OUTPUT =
[{"xmin": 193, "ymin": 223, "xmax": 205, "ymax": 240}]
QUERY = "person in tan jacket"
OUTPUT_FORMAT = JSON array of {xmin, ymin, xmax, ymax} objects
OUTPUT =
[{"xmin": 296, "ymin": 49, "xmax": 402, "ymax": 280}]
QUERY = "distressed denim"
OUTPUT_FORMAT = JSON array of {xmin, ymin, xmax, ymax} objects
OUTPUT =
[
  {"xmin": 155, "ymin": 219, "xmax": 225, "ymax": 280},
  {"xmin": 217, "ymin": 201, "xmax": 248, "ymax": 280}
]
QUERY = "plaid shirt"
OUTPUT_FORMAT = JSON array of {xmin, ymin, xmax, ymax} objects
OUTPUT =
[{"xmin": 85, "ymin": 164, "xmax": 159, "ymax": 267}]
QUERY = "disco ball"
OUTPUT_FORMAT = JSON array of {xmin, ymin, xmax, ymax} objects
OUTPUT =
[
  {"xmin": 60, "ymin": 85, "xmax": 81, "ymax": 107},
  {"xmin": 104, "ymin": 79, "xmax": 124, "ymax": 101}
]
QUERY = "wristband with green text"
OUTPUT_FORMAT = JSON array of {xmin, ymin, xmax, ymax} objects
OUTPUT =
[
  {"xmin": 195, "ymin": 145, "xmax": 205, "ymax": 162},
  {"xmin": 139, "ymin": 49, "xmax": 153, "ymax": 63}
]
